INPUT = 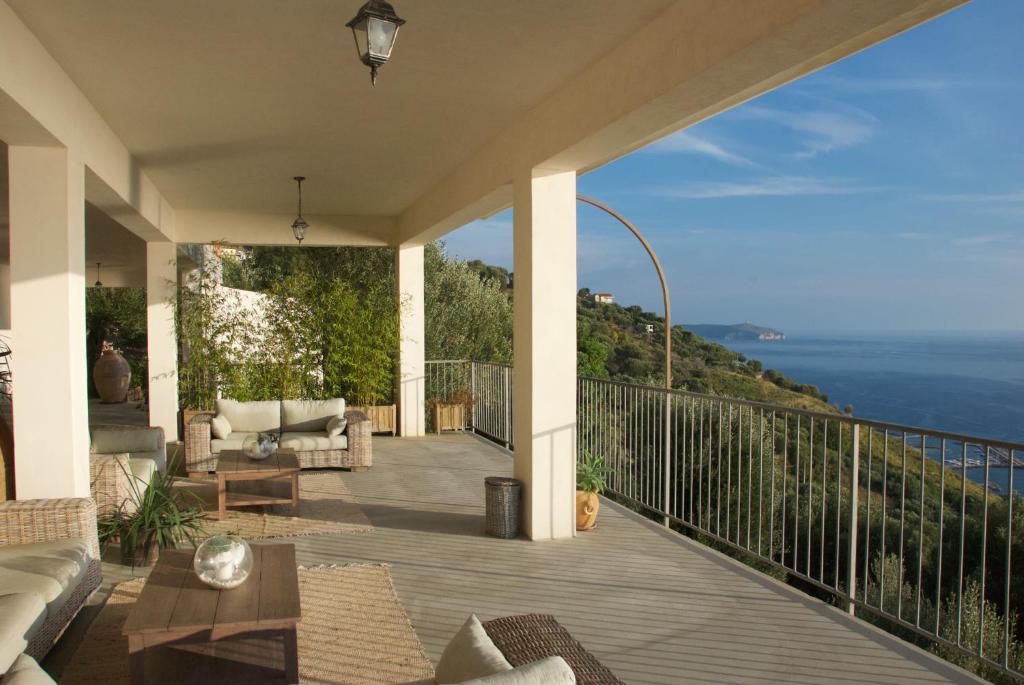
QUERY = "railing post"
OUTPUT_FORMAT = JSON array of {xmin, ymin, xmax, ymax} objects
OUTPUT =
[
  {"xmin": 470, "ymin": 361, "xmax": 476, "ymax": 435},
  {"xmin": 663, "ymin": 392, "xmax": 671, "ymax": 527},
  {"xmin": 847, "ymin": 422, "xmax": 860, "ymax": 615}
]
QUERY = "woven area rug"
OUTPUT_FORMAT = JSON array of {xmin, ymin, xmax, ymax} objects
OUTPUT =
[
  {"xmin": 61, "ymin": 564, "xmax": 435, "ymax": 685},
  {"xmin": 174, "ymin": 471, "xmax": 374, "ymax": 541}
]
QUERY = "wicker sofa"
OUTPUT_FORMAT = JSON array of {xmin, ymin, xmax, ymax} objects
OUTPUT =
[
  {"xmin": 185, "ymin": 398, "xmax": 371, "ymax": 476},
  {"xmin": 0, "ymin": 498, "xmax": 101, "ymax": 683}
]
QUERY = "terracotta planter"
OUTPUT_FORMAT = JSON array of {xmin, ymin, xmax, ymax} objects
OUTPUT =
[
  {"xmin": 432, "ymin": 403, "xmax": 466, "ymax": 433},
  {"xmin": 93, "ymin": 349, "xmax": 131, "ymax": 403},
  {"xmin": 576, "ymin": 490, "xmax": 600, "ymax": 531}
]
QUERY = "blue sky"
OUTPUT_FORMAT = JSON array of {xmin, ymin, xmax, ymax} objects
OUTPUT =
[{"xmin": 442, "ymin": 0, "xmax": 1024, "ymax": 332}]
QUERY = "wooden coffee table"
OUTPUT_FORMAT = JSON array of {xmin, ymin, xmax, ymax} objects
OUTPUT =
[
  {"xmin": 123, "ymin": 544, "xmax": 301, "ymax": 684},
  {"xmin": 215, "ymin": 448, "xmax": 300, "ymax": 520}
]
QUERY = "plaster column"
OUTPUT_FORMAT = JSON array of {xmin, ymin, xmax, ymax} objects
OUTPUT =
[
  {"xmin": 512, "ymin": 169, "xmax": 577, "ymax": 540},
  {"xmin": 395, "ymin": 243, "xmax": 425, "ymax": 437},
  {"xmin": 147, "ymin": 241, "xmax": 179, "ymax": 441},
  {"xmin": 8, "ymin": 146, "xmax": 89, "ymax": 498}
]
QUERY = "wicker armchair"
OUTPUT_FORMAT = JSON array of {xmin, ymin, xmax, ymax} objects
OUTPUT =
[
  {"xmin": 0, "ymin": 497, "xmax": 102, "ymax": 660},
  {"xmin": 185, "ymin": 408, "xmax": 372, "ymax": 476},
  {"xmin": 89, "ymin": 424, "xmax": 164, "ymax": 515}
]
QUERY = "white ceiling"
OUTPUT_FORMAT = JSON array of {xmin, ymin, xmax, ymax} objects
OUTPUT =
[{"xmin": 6, "ymin": 0, "xmax": 676, "ymax": 217}]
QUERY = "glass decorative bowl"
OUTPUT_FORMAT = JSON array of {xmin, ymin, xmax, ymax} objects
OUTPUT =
[
  {"xmin": 193, "ymin": 535, "xmax": 253, "ymax": 590},
  {"xmin": 244, "ymin": 432, "xmax": 279, "ymax": 461}
]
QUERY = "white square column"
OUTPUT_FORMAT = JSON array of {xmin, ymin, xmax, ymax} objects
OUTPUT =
[
  {"xmin": 396, "ymin": 243, "xmax": 425, "ymax": 437},
  {"xmin": 512, "ymin": 169, "xmax": 577, "ymax": 540},
  {"xmin": 8, "ymin": 146, "xmax": 90, "ymax": 499},
  {"xmin": 147, "ymin": 241, "xmax": 179, "ymax": 442}
]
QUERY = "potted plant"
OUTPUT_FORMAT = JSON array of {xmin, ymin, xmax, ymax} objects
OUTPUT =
[
  {"xmin": 429, "ymin": 386, "xmax": 474, "ymax": 434},
  {"xmin": 98, "ymin": 458, "xmax": 205, "ymax": 567},
  {"xmin": 576, "ymin": 451, "xmax": 610, "ymax": 531}
]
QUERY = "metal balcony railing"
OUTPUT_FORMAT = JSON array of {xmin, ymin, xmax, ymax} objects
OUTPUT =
[{"xmin": 426, "ymin": 359, "xmax": 1023, "ymax": 679}]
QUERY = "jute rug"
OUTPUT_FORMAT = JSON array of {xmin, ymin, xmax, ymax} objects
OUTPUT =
[
  {"xmin": 61, "ymin": 564, "xmax": 436, "ymax": 685},
  {"xmin": 173, "ymin": 471, "xmax": 375, "ymax": 541}
]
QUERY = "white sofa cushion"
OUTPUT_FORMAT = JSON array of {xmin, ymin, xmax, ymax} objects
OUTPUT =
[
  {"xmin": 279, "ymin": 432, "xmax": 348, "ymax": 452},
  {"xmin": 128, "ymin": 457, "xmax": 158, "ymax": 488},
  {"xmin": 0, "ymin": 654, "xmax": 57, "ymax": 685},
  {"xmin": 0, "ymin": 539, "xmax": 91, "ymax": 619},
  {"xmin": 435, "ymin": 615, "xmax": 513, "ymax": 684},
  {"xmin": 90, "ymin": 426, "xmax": 166, "ymax": 472},
  {"xmin": 215, "ymin": 399, "xmax": 281, "ymax": 433},
  {"xmin": 281, "ymin": 399, "xmax": 345, "ymax": 433},
  {"xmin": 211, "ymin": 432, "xmax": 258, "ymax": 454},
  {"xmin": 0, "ymin": 594, "xmax": 45, "ymax": 674},
  {"xmin": 326, "ymin": 415, "xmax": 348, "ymax": 437},
  {"xmin": 90, "ymin": 426, "xmax": 159, "ymax": 454},
  {"xmin": 210, "ymin": 414, "xmax": 232, "ymax": 440},
  {"xmin": 460, "ymin": 657, "xmax": 576, "ymax": 684}
]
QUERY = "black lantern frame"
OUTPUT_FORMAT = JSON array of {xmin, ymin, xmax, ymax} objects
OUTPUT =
[{"xmin": 346, "ymin": 0, "xmax": 406, "ymax": 85}]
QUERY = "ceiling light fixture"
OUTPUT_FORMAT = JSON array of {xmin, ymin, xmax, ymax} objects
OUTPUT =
[
  {"xmin": 291, "ymin": 176, "xmax": 309, "ymax": 245},
  {"xmin": 346, "ymin": 0, "xmax": 405, "ymax": 85},
  {"xmin": 94, "ymin": 262, "xmax": 103, "ymax": 287}
]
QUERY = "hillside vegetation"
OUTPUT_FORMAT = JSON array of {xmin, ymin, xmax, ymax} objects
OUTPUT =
[{"xmin": 575, "ymin": 288, "xmax": 835, "ymax": 413}]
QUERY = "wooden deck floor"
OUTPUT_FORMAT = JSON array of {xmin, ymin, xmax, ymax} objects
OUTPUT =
[{"xmin": 50, "ymin": 434, "xmax": 981, "ymax": 683}]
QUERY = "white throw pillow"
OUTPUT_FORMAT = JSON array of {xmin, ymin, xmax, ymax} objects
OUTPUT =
[
  {"xmin": 211, "ymin": 414, "xmax": 232, "ymax": 440},
  {"xmin": 460, "ymin": 657, "xmax": 576, "ymax": 684},
  {"xmin": 326, "ymin": 415, "xmax": 348, "ymax": 437},
  {"xmin": 435, "ymin": 615, "xmax": 513, "ymax": 684}
]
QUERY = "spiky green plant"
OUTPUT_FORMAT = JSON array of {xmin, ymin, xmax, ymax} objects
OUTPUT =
[{"xmin": 576, "ymin": 451, "xmax": 610, "ymax": 494}]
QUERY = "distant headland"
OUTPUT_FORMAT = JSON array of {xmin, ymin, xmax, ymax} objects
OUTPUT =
[{"xmin": 685, "ymin": 323, "xmax": 785, "ymax": 342}]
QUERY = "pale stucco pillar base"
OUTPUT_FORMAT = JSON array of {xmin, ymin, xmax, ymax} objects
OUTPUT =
[
  {"xmin": 9, "ymin": 146, "xmax": 90, "ymax": 499},
  {"xmin": 147, "ymin": 241, "xmax": 179, "ymax": 441},
  {"xmin": 512, "ymin": 169, "xmax": 577, "ymax": 541},
  {"xmin": 396, "ymin": 244, "xmax": 425, "ymax": 437}
]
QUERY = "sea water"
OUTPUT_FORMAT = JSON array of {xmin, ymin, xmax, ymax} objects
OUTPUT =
[{"xmin": 724, "ymin": 331, "xmax": 1024, "ymax": 496}]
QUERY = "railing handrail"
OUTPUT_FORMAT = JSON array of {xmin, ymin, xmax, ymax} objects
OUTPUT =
[
  {"xmin": 582, "ymin": 375, "xmax": 1024, "ymax": 452},
  {"xmin": 428, "ymin": 359, "xmax": 1024, "ymax": 452}
]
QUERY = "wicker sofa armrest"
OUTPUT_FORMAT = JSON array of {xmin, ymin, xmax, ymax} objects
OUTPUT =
[
  {"xmin": 185, "ymin": 411, "xmax": 215, "ymax": 472},
  {"xmin": 343, "ymin": 409, "xmax": 372, "ymax": 468},
  {"xmin": 89, "ymin": 454, "xmax": 132, "ymax": 516},
  {"xmin": 0, "ymin": 497, "xmax": 100, "ymax": 561},
  {"xmin": 482, "ymin": 614, "xmax": 624, "ymax": 685}
]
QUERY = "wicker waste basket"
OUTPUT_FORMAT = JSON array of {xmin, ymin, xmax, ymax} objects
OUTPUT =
[{"xmin": 485, "ymin": 476, "xmax": 522, "ymax": 538}]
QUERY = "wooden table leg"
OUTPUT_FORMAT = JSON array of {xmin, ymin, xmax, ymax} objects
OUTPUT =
[
  {"xmin": 291, "ymin": 472, "xmax": 300, "ymax": 515},
  {"xmin": 283, "ymin": 626, "xmax": 299, "ymax": 684},
  {"xmin": 128, "ymin": 634, "xmax": 145, "ymax": 684},
  {"xmin": 217, "ymin": 473, "xmax": 227, "ymax": 520}
]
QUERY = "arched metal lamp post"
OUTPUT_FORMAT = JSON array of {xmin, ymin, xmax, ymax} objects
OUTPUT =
[{"xmin": 577, "ymin": 194, "xmax": 673, "ymax": 527}]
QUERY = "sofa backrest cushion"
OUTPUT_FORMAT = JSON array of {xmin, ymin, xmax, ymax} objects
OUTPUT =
[
  {"xmin": 215, "ymin": 399, "xmax": 282, "ymax": 433},
  {"xmin": 90, "ymin": 426, "xmax": 161, "ymax": 454},
  {"xmin": 281, "ymin": 399, "xmax": 345, "ymax": 433},
  {"xmin": 90, "ymin": 426, "xmax": 167, "ymax": 472}
]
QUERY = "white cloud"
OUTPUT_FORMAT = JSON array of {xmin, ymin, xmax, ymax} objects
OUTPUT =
[
  {"xmin": 645, "ymin": 131, "xmax": 756, "ymax": 167},
  {"xmin": 653, "ymin": 176, "xmax": 873, "ymax": 199},
  {"xmin": 949, "ymin": 232, "xmax": 1019, "ymax": 247},
  {"xmin": 736, "ymin": 105, "xmax": 876, "ymax": 159},
  {"xmin": 805, "ymin": 75, "xmax": 960, "ymax": 94},
  {"xmin": 802, "ymin": 74, "xmax": 1020, "ymax": 95},
  {"xmin": 927, "ymin": 190, "xmax": 1024, "ymax": 203},
  {"xmin": 897, "ymin": 232, "xmax": 929, "ymax": 240}
]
